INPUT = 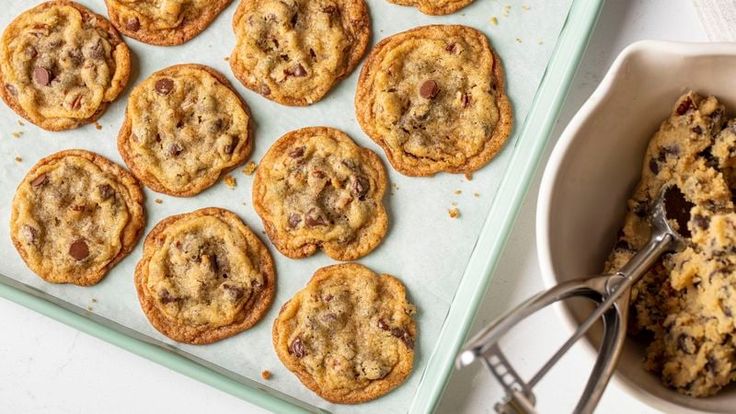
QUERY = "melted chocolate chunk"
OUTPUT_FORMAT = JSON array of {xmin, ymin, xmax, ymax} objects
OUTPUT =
[
  {"xmin": 155, "ymin": 78, "xmax": 174, "ymax": 96},
  {"xmin": 289, "ymin": 337, "xmax": 306, "ymax": 358},
  {"xmin": 68, "ymin": 239, "xmax": 89, "ymax": 261},
  {"xmin": 419, "ymin": 79, "xmax": 439, "ymax": 99}
]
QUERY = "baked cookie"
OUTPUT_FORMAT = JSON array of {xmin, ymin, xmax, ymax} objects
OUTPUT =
[
  {"xmin": 253, "ymin": 127, "xmax": 388, "ymax": 261},
  {"xmin": 135, "ymin": 208, "xmax": 275, "ymax": 344},
  {"xmin": 273, "ymin": 263, "xmax": 416, "ymax": 403},
  {"xmin": 355, "ymin": 25, "xmax": 513, "ymax": 176},
  {"xmin": 118, "ymin": 64, "xmax": 253, "ymax": 197},
  {"xmin": 229, "ymin": 0, "xmax": 371, "ymax": 106},
  {"xmin": 103, "ymin": 0, "xmax": 231, "ymax": 46},
  {"xmin": 10, "ymin": 150, "xmax": 145, "ymax": 286},
  {"xmin": 387, "ymin": 0, "xmax": 473, "ymax": 15},
  {"xmin": 0, "ymin": 1, "xmax": 130, "ymax": 131}
]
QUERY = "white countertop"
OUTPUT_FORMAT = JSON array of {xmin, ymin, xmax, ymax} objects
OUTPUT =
[{"xmin": 0, "ymin": 1, "xmax": 710, "ymax": 413}]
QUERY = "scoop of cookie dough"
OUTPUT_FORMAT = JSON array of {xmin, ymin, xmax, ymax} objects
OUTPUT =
[
  {"xmin": 0, "ymin": 1, "xmax": 130, "ymax": 131},
  {"xmin": 273, "ymin": 263, "xmax": 416, "ymax": 403},
  {"xmin": 229, "ymin": 0, "xmax": 371, "ymax": 106},
  {"xmin": 118, "ymin": 64, "xmax": 253, "ymax": 196},
  {"xmin": 253, "ymin": 127, "xmax": 388, "ymax": 261},
  {"xmin": 136, "ymin": 208, "xmax": 275, "ymax": 344},
  {"xmin": 386, "ymin": 0, "xmax": 474, "ymax": 15},
  {"xmin": 10, "ymin": 150, "xmax": 145, "ymax": 286},
  {"xmin": 356, "ymin": 25, "xmax": 513, "ymax": 176},
  {"xmin": 605, "ymin": 91, "xmax": 736, "ymax": 397},
  {"xmin": 104, "ymin": 0, "xmax": 231, "ymax": 46}
]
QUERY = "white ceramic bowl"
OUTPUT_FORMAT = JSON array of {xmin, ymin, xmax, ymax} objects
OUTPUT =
[{"xmin": 537, "ymin": 40, "xmax": 736, "ymax": 413}]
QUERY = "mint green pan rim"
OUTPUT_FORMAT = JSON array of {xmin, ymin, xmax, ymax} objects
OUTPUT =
[{"xmin": 0, "ymin": 1, "xmax": 603, "ymax": 412}]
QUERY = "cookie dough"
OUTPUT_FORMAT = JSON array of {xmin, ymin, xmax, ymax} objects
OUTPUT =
[
  {"xmin": 355, "ymin": 25, "xmax": 512, "ymax": 176},
  {"xmin": 103, "ymin": 0, "xmax": 231, "ymax": 46},
  {"xmin": 0, "ymin": 1, "xmax": 131, "ymax": 131},
  {"xmin": 10, "ymin": 150, "xmax": 145, "ymax": 286},
  {"xmin": 272, "ymin": 263, "xmax": 416, "ymax": 403},
  {"xmin": 118, "ymin": 64, "xmax": 253, "ymax": 197},
  {"xmin": 135, "ymin": 208, "xmax": 275, "ymax": 344},
  {"xmin": 386, "ymin": 0, "xmax": 474, "ymax": 15},
  {"xmin": 605, "ymin": 91, "xmax": 736, "ymax": 397},
  {"xmin": 229, "ymin": 0, "xmax": 371, "ymax": 106},
  {"xmin": 253, "ymin": 127, "xmax": 388, "ymax": 261}
]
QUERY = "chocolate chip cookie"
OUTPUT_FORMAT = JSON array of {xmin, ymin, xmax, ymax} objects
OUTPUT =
[
  {"xmin": 104, "ymin": 0, "xmax": 231, "ymax": 46},
  {"xmin": 355, "ymin": 25, "xmax": 512, "ymax": 176},
  {"xmin": 10, "ymin": 150, "xmax": 145, "ymax": 286},
  {"xmin": 0, "ymin": 1, "xmax": 131, "ymax": 131},
  {"xmin": 135, "ymin": 208, "xmax": 275, "ymax": 344},
  {"xmin": 229, "ymin": 0, "xmax": 371, "ymax": 106},
  {"xmin": 387, "ymin": 0, "xmax": 474, "ymax": 15},
  {"xmin": 605, "ymin": 92, "xmax": 736, "ymax": 397},
  {"xmin": 273, "ymin": 263, "xmax": 416, "ymax": 403},
  {"xmin": 118, "ymin": 64, "xmax": 253, "ymax": 197},
  {"xmin": 253, "ymin": 127, "xmax": 388, "ymax": 261}
]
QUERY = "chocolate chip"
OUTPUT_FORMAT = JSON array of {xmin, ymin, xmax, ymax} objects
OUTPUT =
[
  {"xmin": 70, "ymin": 94, "xmax": 83, "ymax": 110},
  {"xmin": 664, "ymin": 186, "xmax": 694, "ymax": 238},
  {"xmin": 70, "ymin": 204, "xmax": 85, "ymax": 212},
  {"xmin": 676, "ymin": 97, "xmax": 693, "ymax": 115},
  {"xmin": 155, "ymin": 78, "xmax": 174, "ymax": 95},
  {"xmin": 698, "ymin": 147, "xmax": 719, "ymax": 168},
  {"xmin": 67, "ymin": 48, "xmax": 83, "ymax": 66},
  {"xmin": 390, "ymin": 327, "xmax": 414, "ymax": 349},
  {"xmin": 311, "ymin": 169, "xmax": 326, "ymax": 179},
  {"xmin": 209, "ymin": 118, "xmax": 225, "ymax": 133},
  {"xmin": 614, "ymin": 239, "xmax": 630, "ymax": 251},
  {"xmin": 126, "ymin": 17, "xmax": 140, "ymax": 31},
  {"xmin": 649, "ymin": 158, "xmax": 659, "ymax": 174},
  {"xmin": 706, "ymin": 355, "xmax": 717, "ymax": 373},
  {"xmin": 31, "ymin": 174, "xmax": 48, "ymax": 187},
  {"xmin": 98, "ymin": 184, "xmax": 114, "ymax": 200},
  {"xmin": 289, "ymin": 146, "xmax": 305, "ymax": 158},
  {"xmin": 692, "ymin": 125, "xmax": 703, "ymax": 134},
  {"xmin": 260, "ymin": 83, "xmax": 271, "ymax": 96},
  {"xmin": 21, "ymin": 225, "xmax": 38, "ymax": 244},
  {"xmin": 377, "ymin": 319, "xmax": 390, "ymax": 330},
  {"xmin": 692, "ymin": 214, "xmax": 709, "ymax": 230},
  {"xmin": 290, "ymin": 12, "xmax": 298, "ymax": 27},
  {"xmin": 351, "ymin": 175, "xmax": 369, "ymax": 200},
  {"xmin": 5, "ymin": 83, "xmax": 17, "ymax": 96},
  {"xmin": 305, "ymin": 207, "xmax": 328, "ymax": 227},
  {"xmin": 68, "ymin": 239, "xmax": 89, "ymax": 261},
  {"xmin": 419, "ymin": 80, "xmax": 439, "ymax": 99},
  {"xmin": 309, "ymin": 48, "xmax": 316, "ymax": 60},
  {"xmin": 90, "ymin": 40, "xmax": 105, "ymax": 60},
  {"xmin": 323, "ymin": 294, "xmax": 333, "ymax": 302},
  {"xmin": 224, "ymin": 136, "xmax": 239, "ymax": 154},
  {"xmin": 223, "ymin": 284, "xmax": 245, "ymax": 300},
  {"xmin": 445, "ymin": 43, "xmax": 457, "ymax": 54},
  {"xmin": 288, "ymin": 213, "xmax": 301, "ymax": 228},
  {"xmin": 285, "ymin": 64, "xmax": 307, "ymax": 77},
  {"xmin": 33, "ymin": 67, "xmax": 52, "ymax": 86},
  {"xmin": 289, "ymin": 337, "xmax": 306, "ymax": 358},
  {"xmin": 159, "ymin": 289, "xmax": 177, "ymax": 304},
  {"xmin": 24, "ymin": 46, "xmax": 37, "ymax": 59},
  {"xmin": 461, "ymin": 92, "xmax": 471, "ymax": 108},
  {"xmin": 167, "ymin": 142, "xmax": 183, "ymax": 157},
  {"xmin": 322, "ymin": 5, "xmax": 337, "ymax": 14}
]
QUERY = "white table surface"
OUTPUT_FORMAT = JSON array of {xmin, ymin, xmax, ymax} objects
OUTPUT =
[{"xmin": 0, "ymin": 1, "xmax": 710, "ymax": 413}]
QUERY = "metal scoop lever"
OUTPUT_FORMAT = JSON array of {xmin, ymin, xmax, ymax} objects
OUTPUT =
[{"xmin": 456, "ymin": 185, "xmax": 690, "ymax": 414}]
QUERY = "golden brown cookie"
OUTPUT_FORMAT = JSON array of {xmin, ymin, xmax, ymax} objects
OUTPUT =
[
  {"xmin": 103, "ymin": 0, "xmax": 231, "ymax": 46},
  {"xmin": 253, "ymin": 127, "xmax": 388, "ymax": 261},
  {"xmin": 229, "ymin": 0, "xmax": 371, "ymax": 106},
  {"xmin": 273, "ymin": 263, "xmax": 416, "ymax": 403},
  {"xmin": 135, "ymin": 208, "xmax": 276, "ymax": 344},
  {"xmin": 0, "ymin": 1, "xmax": 131, "ymax": 131},
  {"xmin": 387, "ymin": 0, "xmax": 474, "ymax": 15},
  {"xmin": 118, "ymin": 64, "xmax": 253, "ymax": 197},
  {"xmin": 355, "ymin": 25, "xmax": 513, "ymax": 176},
  {"xmin": 10, "ymin": 150, "xmax": 145, "ymax": 286}
]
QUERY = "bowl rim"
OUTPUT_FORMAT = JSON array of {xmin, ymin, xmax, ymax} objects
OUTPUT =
[{"xmin": 535, "ymin": 40, "xmax": 736, "ymax": 414}]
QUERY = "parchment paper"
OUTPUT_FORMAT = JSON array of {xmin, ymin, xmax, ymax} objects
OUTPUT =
[{"xmin": 0, "ymin": 0, "xmax": 571, "ymax": 412}]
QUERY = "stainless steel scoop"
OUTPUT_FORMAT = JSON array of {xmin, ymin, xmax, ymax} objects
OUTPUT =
[{"xmin": 456, "ymin": 185, "xmax": 692, "ymax": 414}]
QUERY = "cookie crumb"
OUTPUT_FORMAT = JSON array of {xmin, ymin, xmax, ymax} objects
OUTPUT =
[
  {"xmin": 516, "ymin": 37, "xmax": 523, "ymax": 43},
  {"xmin": 224, "ymin": 56, "xmax": 230, "ymax": 61},
  {"xmin": 392, "ymin": 183, "xmax": 399, "ymax": 191},
  {"xmin": 261, "ymin": 370, "xmax": 272, "ymax": 380},
  {"xmin": 15, "ymin": 156, "xmax": 22, "ymax": 162},
  {"xmin": 454, "ymin": 189, "xmax": 462, "ymax": 195},
  {"xmin": 94, "ymin": 122, "xmax": 102, "ymax": 130},
  {"xmin": 91, "ymin": 298, "xmax": 97, "ymax": 303},
  {"xmin": 11, "ymin": 131, "xmax": 23, "ymax": 138},
  {"xmin": 86, "ymin": 306, "xmax": 93, "ymax": 311},
  {"xmin": 537, "ymin": 39, "xmax": 544, "ymax": 45},
  {"xmin": 154, "ymin": 198, "xmax": 163, "ymax": 204},
  {"xmin": 242, "ymin": 161, "xmax": 258, "ymax": 175},
  {"xmin": 17, "ymin": 120, "xmax": 24, "ymax": 126},
  {"xmin": 474, "ymin": 192, "xmax": 480, "ymax": 198},
  {"xmin": 449, "ymin": 207, "xmax": 461, "ymax": 219},
  {"xmin": 464, "ymin": 173, "xmax": 473, "ymax": 181},
  {"xmin": 224, "ymin": 175, "xmax": 237, "ymax": 189},
  {"xmin": 490, "ymin": 16, "xmax": 498, "ymax": 26},
  {"xmin": 503, "ymin": 4, "xmax": 511, "ymax": 16},
  {"xmin": 522, "ymin": 4, "xmax": 530, "ymax": 11}
]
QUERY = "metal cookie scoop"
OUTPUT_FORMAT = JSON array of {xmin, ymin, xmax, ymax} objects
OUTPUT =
[{"xmin": 456, "ymin": 185, "xmax": 692, "ymax": 414}]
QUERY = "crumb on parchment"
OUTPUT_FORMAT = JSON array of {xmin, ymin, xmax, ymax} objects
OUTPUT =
[
  {"xmin": 464, "ymin": 173, "xmax": 473, "ymax": 181},
  {"xmin": 224, "ymin": 175, "xmax": 237, "ymax": 189},
  {"xmin": 449, "ymin": 207, "xmax": 460, "ymax": 219},
  {"xmin": 242, "ymin": 161, "xmax": 257, "ymax": 175},
  {"xmin": 454, "ymin": 190, "xmax": 462, "ymax": 195},
  {"xmin": 154, "ymin": 199, "xmax": 163, "ymax": 204},
  {"xmin": 94, "ymin": 122, "xmax": 102, "ymax": 130},
  {"xmin": 15, "ymin": 156, "xmax": 22, "ymax": 162},
  {"xmin": 474, "ymin": 192, "xmax": 480, "ymax": 198},
  {"xmin": 490, "ymin": 16, "xmax": 498, "ymax": 26},
  {"xmin": 12, "ymin": 131, "xmax": 23, "ymax": 138},
  {"xmin": 261, "ymin": 370, "xmax": 272, "ymax": 380},
  {"xmin": 18, "ymin": 120, "xmax": 24, "ymax": 126}
]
